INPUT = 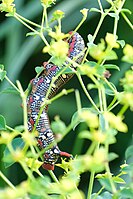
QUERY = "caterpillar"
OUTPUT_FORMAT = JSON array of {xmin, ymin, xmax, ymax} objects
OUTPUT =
[{"xmin": 27, "ymin": 32, "xmax": 85, "ymax": 170}]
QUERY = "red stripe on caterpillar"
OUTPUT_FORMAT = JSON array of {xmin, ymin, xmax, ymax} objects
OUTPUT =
[{"xmin": 27, "ymin": 32, "xmax": 85, "ymax": 170}]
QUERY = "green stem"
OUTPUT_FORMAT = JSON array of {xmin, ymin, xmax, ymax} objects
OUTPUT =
[
  {"xmin": 87, "ymin": 171, "xmax": 95, "ymax": 199},
  {"xmin": 20, "ymin": 162, "xmax": 35, "ymax": 181},
  {"xmin": 117, "ymin": 104, "xmax": 129, "ymax": 116},
  {"xmin": 121, "ymin": 12, "xmax": 133, "ymax": 30},
  {"xmin": 14, "ymin": 13, "xmax": 39, "ymax": 35},
  {"xmin": 5, "ymin": 76, "xmax": 20, "ymax": 93},
  {"xmin": 87, "ymin": 142, "xmax": 97, "ymax": 155},
  {"xmin": 98, "ymin": 0, "xmax": 103, "ymax": 12},
  {"xmin": 107, "ymin": 100, "xmax": 120, "ymax": 112},
  {"xmin": 16, "ymin": 81, "xmax": 28, "ymax": 131},
  {"xmin": 15, "ymin": 13, "xmax": 43, "ymax": 29},
  {"xmin": 113, "ymin": 0, "xmax": 126, "ymax": 37},
  {"xmin": 105, "ymin": 144, "xmax": 117, "ymax": 193},
  {"xmin": 0, "ymin": 171, "xmax": 16, "ymax": 190},
  {"xmin": 94, "ymin": 186, "xmax": 105, "ymax": 199},
  {"xmin": 48, "ymin": 170, "xmax": 59, "ymax": 183},
  {"xmin": 76, "ymin": 73, "xmax": 100, "ymax": 113}
]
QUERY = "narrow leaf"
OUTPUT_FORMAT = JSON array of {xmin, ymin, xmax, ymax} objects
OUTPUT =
[
  {"xmin": 103, "ymin": 64, "xmax": 120, "ymax": 71},
  {"xmin": 0, "ymin": 115, "xmax": 6, "ymax": 130}
]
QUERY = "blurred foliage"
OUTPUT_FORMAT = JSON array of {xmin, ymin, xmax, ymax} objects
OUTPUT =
[{"xmin": 0, "ymin": 0, "xmax": 133, "ymax": 198}]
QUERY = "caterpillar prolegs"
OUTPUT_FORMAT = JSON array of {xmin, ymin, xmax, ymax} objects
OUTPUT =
[{"xmin": 27, "ymin": 32, "xmax": 85, "ymax": 170}]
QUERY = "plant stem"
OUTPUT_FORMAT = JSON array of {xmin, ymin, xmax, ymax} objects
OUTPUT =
[
  {"xmin": 121, "ymin": 12, "xmax": 133, "ymax": 30},
  {"xmin": 118, "ymin": 104, "xmax": 129, "ymax": 116},
  {"xmin": 105, "ymin": 144, "xmax": 117, "ymax": 193},
  {"xmin": 0, "ymin": 171, "xmax": 16, "ymax": 190},
  {"xmin": 15, "ymin": 13, "xmax": 43, "ymax": 29},
  {"xmin": 16, "ymin": 81, "xmax": 28, "ymax": 131},
  {"xmin": 5, "ymin": 76, "xmax": 20, "ymax": 93},
  {"xmin": 48, "ymin": 170, "xmax": 59, "ymax": 183},
  {"xmin": 87, "ymin": 171, "xmax": 95, "ymax": 199},
  {"xmin": 76, "ymin": 73, "xmax": 100, "ymax": 113}
]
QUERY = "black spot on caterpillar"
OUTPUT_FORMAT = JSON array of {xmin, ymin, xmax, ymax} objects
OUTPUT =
[{"xmin": 27, "ymin": 32, "xmax": 85, "ymax": 170}]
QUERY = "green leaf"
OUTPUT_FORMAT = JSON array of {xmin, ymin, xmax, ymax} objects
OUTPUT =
[
  {"xmin": 3, "ymin": 138, "xmax": 25, "ymax": 168},
  {"xmin": 117, "ymin": 40, "xmax": 125, "ymax": 48},
  {"xmin": 113, "ymin": 176, "xmax": 125, "ymax": 184},
  {"xmin": 26, "ymin": 32, "xmax": 38, "ymax": 37},
  {"xmin": 35, "ymin": 66, "xmax": 44, "ymax": 74},
  {"xmin": 108, "ymin": 13, "xmax": 119, "ymax": 19},
  {"xmin": 98, "ymin": 178, "xmax": 114, "ymax": 192},
  {"xmin": 108, "ymin": 152, "xmax": 118, "ymax": 162},
  {"xmin": 87, "ymin": 34, "xmax": 93, "ymax": 42},
  {"xmin": 0, "ymin": 70, "xmax": 6, "ymax": 81},
  {"xmin": 62, "ymin": 67, "xmax": 75, "ymax": 74},
  {"xmin": 0, "ymin": 115, "xmax": 6, "ymax": 130},
  {"xmin": 14, "ymin": 125, "xmax": 25, "ymax": 132},
  {"xmin": 120, "ymin": 188, "xmax": 133, "ymax": 199},
  {"xmin": 89, "ymin": 8, "xmax": 101, "ymax": 13},
  {"xmin": 103, "ymin": 64, "xmax": 120, "ymax": 71},
  {"xmin": 103, "ymin": 81, "xmax": 117, "ymax": 96},
  {"xmin": 0, "ymin": 87, "xmax": 19, "ymax": 95},
  {"xmin": 0, "ymin": 64, "xmax": 4, "ymax": 70},
  {"xmin": 100, "ymin": 191, "xmax": 113, "ymax": 199},
  {"xmin": 125, "ymin": 145, "xmax": 133, "ymax": 160}
]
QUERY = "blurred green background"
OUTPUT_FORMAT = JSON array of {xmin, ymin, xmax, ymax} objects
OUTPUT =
[{"xmin": 0, "ymin": 0, "xmax": 133, "ymax": 194}]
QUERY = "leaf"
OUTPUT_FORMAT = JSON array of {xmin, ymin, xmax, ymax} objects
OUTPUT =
[
  {"xmin": 108, "ymin": 13, "xmax": 119, "ymax": 20},
  {"xmin": 62, "ymin": 67, "xmax": 75, "ymax": 74},
  {"xmin": 35, "ymin": 66, "xmax": 44, "ymax": 74},
  {"xmin": 100, "ymin": 191, "xmax": 113, "ymax": 199},
  {"xmin": 108, "ymin": 152, "xmax": 118, "ymax": 162},
  {"xmin": 125, "ymin": 145, "xmax": 133, "ymax": 160},
  {"xmin": 98, "ymin": 178, "xmax": 114, "ymax": 192},
  {"xmin": 0, "ymin": 64, "xmax": 4, "ymax": 70},
  {"xmin": 120, "ymin": 188, "xmax": 133, "ymax": 199},
  {"xmin": 0, "ymin": 87, "xmax": 19, "ymax": 95},
  {"xmin": 117, "ymin": 40, "xmax": 125, "ymax": 48},
  {"xmin": 0, "ymin": 70, "xmax": 6, "ymax": 81},
  {"xmin": 103, "ymin": 64, "xmax": 120, "ymax": 71},
  {"xmin": 103, "ymin": 81, "xmax": 117, "ymax": 96},
  {"xmin": 26, "ymin": 32, "xmax": 38, "ymax": 37},
  {"xmin": 89, "ymin": 8, "xmax": 101, "ymax": 13},
  {"xmin": 3, "ymin": 138, "xmax": 25, "ymax": 168},
  {"xmin": 0, "ymin": 115, "xmax": 6, "ymax": 130},
  {"xmin": 113, "ymin": 176, "xmax": 125, "ymax": 184},
  {"xmin": 87, "ymin": 34, "xmax": 93, "ymax": 42}
]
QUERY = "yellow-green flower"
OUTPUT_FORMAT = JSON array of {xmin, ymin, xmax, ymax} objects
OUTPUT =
[
  {"xmin": 118, "ymin": 92, "xmax": 133, "ymax": 111},
  {"xmin": 49, "ymin": 27, "xmax": 69, "ymax": 40},
  {"xmin": 79, "ymin": 110, "xmax": 99, "ymax": 128},
  {"xmin": 80, "ymin": 8, "xmax": 88, "ymax": 19},
  {"xmin": 41, "ymin": 0, "xmax": 56, "ymax": 8},
  {"xmin": 0, "ymin": 0, "xmax": 15, "ymax": 14},
  {"xmin": 43, "ymin": 39, "xmax": 69, "ymax": 61},
  {"xmin": 122, "ymin": 44, "xmax": 133, "ymax": 64},
  {"xmin": 52, "ymin": 9, "xmax": 65, "ymax": 21},
  {"xmin": 105, "ymin": 33, "xmax": 119, "ymax": 48},
  {"xmin": 104, "ymin": 112, "xmax": 128, "ymax": 133}
]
